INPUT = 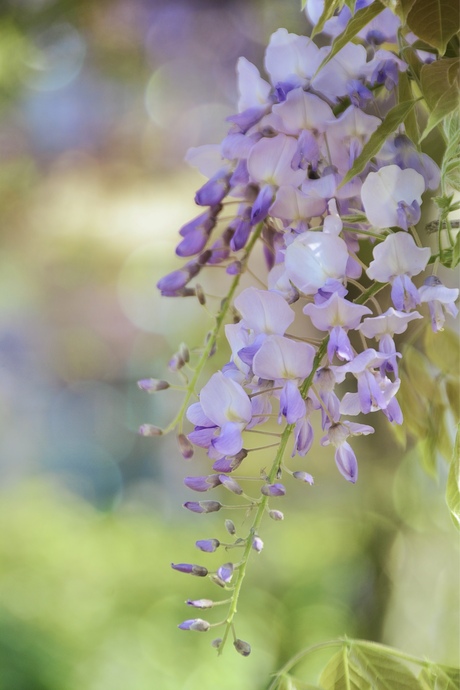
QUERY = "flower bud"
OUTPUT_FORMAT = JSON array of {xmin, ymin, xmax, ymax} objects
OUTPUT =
[
  {"xmin": 184, "ymin": 475, "xmax": 221, "ymax": 492},
  {"xmin": 137, "ymin": 378, "xmax": 170, "ymax": 392},
  {"xmin": 252, "ymin": 536, "xmax": 263, "ymax": 553},
  {"xmin": 268, "ymin": 509, "xmax": 284, "ymax": 521},
  {"xmin": 178, "ymin": 618, "xmax": 211, "ymax": 632},
  {"xmin": 196, "ymin": 539, "xmax": 220, "ymax": 553},
  {"xmin": 211, "ymin": 638, "xmax": 223, "ymax": 649},
  {"xmin": 261, "ymin": 482, "xmax": 286, "ymax": 497},
  {"xmin": 179, "ymin": 342, "xmax": 190, "ymax": 363},
  {"xmin": 218, "ymin": 475, "xmax": 243, "ymax": 495},
  {"xmin": 233, "ymin": 638, "xmax": 251, "ymax": 656},
  {"xmin": 171, "ymin": 563, "xmax": 208, "ymax": 577},
  {"xmin": 217, "ymin": 562, "xmax": 234, "ymax": 583},
  {"xmin": 138, "ymin": 424, "xmax": 163, "ymax": 437},
  {"xmin": 226, "ymin": 261, "xmax": 242, "ymax": 275},
  {"xmin": 168, "ymin": 353, "xmax": 185, "ymax": 371},
  {"xmin": 177, "ymin": 433, "xmax": 194, "ymax": 459},
  {"xmin": 196, "ymin": 284, "xmax": 206, "ymax": 305},
  {"xmin": 225, "ymin": 519, "xmax": 236, "ymax": 535},
  {"xmin": 183, "ymin": 500, "xmax": 222, "ymax": 514},
  {"xmin": 186, "ymin": 598, "xmax": 214, "ymax": 609},
  {"xmin": 210, "ymin": 574, "xmax": 227, "ymax": 588},
  {"xmin": 292, "ymin": 471, "xmax": 314, "ymax": 485}
]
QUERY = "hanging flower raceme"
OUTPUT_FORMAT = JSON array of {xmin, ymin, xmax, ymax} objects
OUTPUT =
[{"xmin": 139, "ymin": 0, "xmax": 459, "ymax": 656}]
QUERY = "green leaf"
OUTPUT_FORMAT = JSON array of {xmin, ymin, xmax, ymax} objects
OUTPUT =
[
  {"xmin": 406, "ymin": 0, "xmax": 460, "ymax": 54},
  {"xmin": 451, "ymin": 231, "xmax": 460, "ymax": 267},
  {"xmin": 446, "ymin": 377, "xmax": 460, "ymax": 418},
  {"xmin": 316, "ymin": 1, "xmax": 385, "ymax": 71},
  {"xmin": 419, "ymin": 59, "xmax": 460, "ymax": 141},
  {"xmin": 397, "ymin": 71, "xmax": 420, "ymax": 143},
  {"xmin": 320, "ymin": 645, "xmax": 422, "ymax": 690},
  {"xmin": 446, "ymin": 423, "xmax": 460, "ymax": 529},
  {"xmin": 311, "ymin": 0, "xmax": 343, "ymax": 37},
  {"xmin": 419, "ymin": 663, "xmax": 460, "ymax": 689},
  {"xmin": 340, "ymin": 100, "xmax": 418, "ymax": 186}
]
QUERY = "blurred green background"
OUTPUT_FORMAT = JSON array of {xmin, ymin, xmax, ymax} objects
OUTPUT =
[{"xmin": 0, "ymin": 1, "xmax": 458, "ymax": 688}]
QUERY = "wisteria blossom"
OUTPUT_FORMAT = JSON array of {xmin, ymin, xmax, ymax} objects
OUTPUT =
[{"xmin": 140, "ymin": 0, "xmax": 459, "ymax": 659}]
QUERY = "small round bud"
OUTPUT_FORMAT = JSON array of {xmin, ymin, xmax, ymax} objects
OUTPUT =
[
  {"xmin": 218, "ymin": 475, "xmax": 243, "ymax": 495},
  {"xmin": 261, "ymin": 482, "xmax": 286, "ymax": 497},
  {"xmin": 183, "ymin": 500, "xmax": 222, "ymax": 514},
  {"xmin": 226, "ymin": 261, "xmax": 242, "ymax": 275},
  {"xmin": 138, "ymin": 424, "xmax": 163, "ymax": 437},
  {"xmin": 217, "ymin": 562, "xmax": 233, "ymax": 583},
  {"xmin": 168, "ymin": 353, "xmax": 185, "ymax": 371},
  {"xmin": 252, "ymin": 536, "xmax": 264, "ymax": 553},
  {"xmin": 177, "ymin": 433, "xmax": 194, "ymax": 459},
  {"xmin": 211, "ymin": 638, "xmax": 222, "ymax": 649},
  {"xmin": 233, "ymin": 638, "xmax": 251, "ymax": 656},
  {"xmin": 268, "ymin": 509, "xmax": 284, "ymax": 521},
  {"xmin": 225, "ymin": 519, "xmax": 236, "ymax": 535},
  {"xmin": 137, "ymin": 378, "xmax": 170, "ymax": 392},
  {"xmin": 196, "ymin": 284, "xmax": 206, "ymax": 305}
]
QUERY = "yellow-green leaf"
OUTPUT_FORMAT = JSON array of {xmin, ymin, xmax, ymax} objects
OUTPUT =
[
  {"xmin": 446, "ymin": 423, "xmax": 460, "ymax": 529},
  {"xmin": 406, "ymin": 0, "xmax": 460, "ymax": 55},
  {"xmin": 311, "ymin": 0, "xmax": 344, "ymax": 37},
  {"xmin": 424, "ymin": 327, "xmax": 460, "ymax": 376},
  {"xmin": 397, "ymin": 71, "xmax": 420, "ymax": 143},
  {"xmin": 419, "ymin": 58, "xmax": 460, "ymax": 141},
  {"xmin": 340, "ymin": 100, "xmax": 418, "ymax": 186},
  {"xmin": 316, "ymin": 1, "xmax": 385, "ymax": 72},
  {"xmin": 446, "ymin": 377, "xmax": 460, "ymax": 419}
]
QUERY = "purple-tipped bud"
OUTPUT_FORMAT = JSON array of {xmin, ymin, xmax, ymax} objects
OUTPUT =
[
  {"xmin": 250, "ymin": 184, "xmax": 274, "ymax": 226},
  {"xmin": 168, "ymin": 353, "xmax": 185, "ymax": 371},
  {"xmin": 137, "ymin": 378, "xmax": 170, "ymax": 392},
  {"xmin": 195, "ymin": 170, "xmax": 230, "ymax": 206},
  {"xmin": 217, "ymin": 562, "xmax": 234, "ymax": 583},
  {"xmin": 186, "ymin": 598, "xmax": 214, "ymax": 609},
  {"xmin": 178, "ymin": 618, "xmax": 211, "ymax": 632},
  {"xmin": 171, "ymin": 563, "xmax": 208, "ymax": 577},
  {"xmin": 196, "ymin": 284, "xmax": 206, "ymax": 305},
  {"xmin": 213, "ymin": 449, "xmax": 246, "ymax": 473},
  {"xmin": 196, "ymin": 539, "xmax": 220, "ymax": 553},
  {"xmin": 184, "ymin": 475, "xmax": 221, "ymax": 492},
  {"xmin": 183, "ymin": 500, "xmax": 222, "ymax": 514},
  {"xmin": 218, "ymin": 475, "xmax": 243, "ymax": 495},
  {"xmin": 269, "ymin": 509, "xmax": 284, "ymax": 520},
  {"xmin": 261, "ymin": 483, "xmax": 286, "ymax": 497},
  {"xmin": 211, "ymin": 638, "xmax": 223, "ymax": 649},
  {"xmin": 177, "ymin": 433, "xmax": 194, "ymax": 459},
  {"xmin": 225, "ymin": 519, "xmax": 236, "ymax": 535},
  {"xmin": 234, "ymin": 638, "xmax": 251, "ymax": 656},
  {"xmin": 138, "ymin": 424, "xmax": 163, "ymax": 437},
  {"xmin": 292, "ymin": 471, "xmax": 314, "ymax": 485},
  {"xmin": 226, "ymin": 261, "xmax": 242, "ymax": 275},
  {"xmin": 252, "ymin": 536, "xmax": 264, "ymax": 553}
]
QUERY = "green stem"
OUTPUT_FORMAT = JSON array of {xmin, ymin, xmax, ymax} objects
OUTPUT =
[{"xmin": 163, "ymin": 223, "xmax": 263, "ymax": 434}]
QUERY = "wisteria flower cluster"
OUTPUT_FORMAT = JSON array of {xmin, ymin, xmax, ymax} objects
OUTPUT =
[{"xmin": 139, "ymin": 0, "xmax": 459, "ymax": 660}]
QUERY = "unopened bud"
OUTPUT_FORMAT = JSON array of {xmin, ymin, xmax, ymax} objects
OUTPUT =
[
  {"xmin": 179, "ymin": 343, "xmax": 190, "ymax": 363},
  {"xmin": 211, "ymin": 638, "xmax": 222, "ymax": 649},
  {"xmin": 210, "ymin": 574, "xmax": 226, "ymax": 588},
  {"xmin": 196, "ymin": 539, "xmax": 220, "ymax": 553},
  {"xmin": 225, "ymin": 519, "xmax": 236, "ymax": 535},
  {"xmin": 252, "ymin": 536, "xmax": 264, "ymax": 553},
  {"xmin": 137, "ymin": 378, "xmax": 170, "ymax": 392},
  {"xmin": 168, "ymin": 353, "xmax": 185, "ymax": 371},
  {"xmin": 269, "ymin": 509, "xmax": 284, "ymax": 521},
  {"xmin": 218, "ymin": 475, "xmax": 243, "ymax": 495},
  {"xmin": 292, "ymin": 471, "xmax": 314, "ymax": 485},
  {"xmin": 195, "ymin": 283, "xmax": 206, "ymax": 305},
  {"xmin": 186, "ymin": 598, "xmax": 214, "ymax": 609},
  {"xmin": 183, "ymin": 500, "xmax": 222, "ymax": 514},
  {"xmin": 261, "ymin": 482, "xmax": 286, "ymax": 497},
  {"xmin": 178, "ymin": 618, "xmax": 210, "ymax": 632},
  {"xmin": 171, "ymin": 563, "xmax": 208, "ymax": 577},
  {"xmin": 217, "ymin": 562, "xmax": 233, "ymax": 583},
  {"xmin": 138, "ymin": 424, "xmax": 163, "ymax": 437},
  {"xmin": 233, "ymin": 638, "xmax": 251, "ymax": 656},
  {"xmin": 178, "ymin": 433, "xmax": 194, "ymax": 459}
]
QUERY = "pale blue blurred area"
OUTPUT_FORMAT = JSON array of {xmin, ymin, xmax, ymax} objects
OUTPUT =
[{"xmin": 0, "ymin": 1, "xmax": 458, "ymax": 688}]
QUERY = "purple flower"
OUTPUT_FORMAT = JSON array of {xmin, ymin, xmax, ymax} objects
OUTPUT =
[
  {"xmin": 183, "ymin": 501, "xmax": 222, "ymax": 514},
  {"xmin": 293, "ymin": 471, "xmax": 314, "ymax": 484},
  {"xmin": 217, "ymin": 562, "xmax": 234, "ymax": 583},
  {"xmin": 186, "ymin": 599, "xmax": 214, "ymax": 609},
  {"xmin": 218, "ymin": 475, "xmax": 244, "ymax": 495},
  {"xmin": 178, "ymin": 618, "xmax": 211, "ymax": 632},
  {"xmin": 171, "ymin": 563, "xmax": 208, "ymax": 576},
  {"xmin": 184, "ymin": 475, "xmax": 221, "ymax": 492},
  {"xmin": 419, "ymin": 276, "xmax": 459, "ymax": 332},
  {"xmin": 196, "ymin": 539, "xmax": 220, "ymax": 553},
  {"xmin": 261, "ymin": 483, "xmax": 286, "ymax": 497}
]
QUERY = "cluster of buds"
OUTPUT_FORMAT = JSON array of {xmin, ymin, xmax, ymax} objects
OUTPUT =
[{"xmin": 139, "ymin": 0, "xmax": 459, "ymax": 654}]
